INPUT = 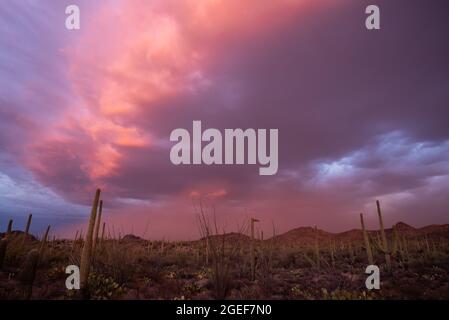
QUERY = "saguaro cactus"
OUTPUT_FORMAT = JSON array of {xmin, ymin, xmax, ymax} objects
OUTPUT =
[
  {"xmin": 101, "ymin": 222, "xmax": 106, "ymax": 243},
  {"xmin": 376, "ymin": 200, "xmax": 391, "ymax": 271},
  {"xmin": 92, "ymin": 200, "xmax": 103, "ymax": 254},
  {"xmin": 392, "ymin": 225, "xmax": 399, "ymax": 255},
  {"xmin": 80, "ymin": 188, "xmax": 101, "ymax": 292},
  {"xmin": 314, "ymin": 226, "xmax": 320, "ymax": 270},
  {"xmin": 18, "ymin": 249, "xmax": 40, "ymax": 299},
  {"xmin": 6, "ymin": 219, "xmax": 13, "ymax": 235},
  {"xmin": 39, "ymin": 225, "xmax": 51, "ymax": 256},
  {"xmin": 25, "ymin": 214, "xmax": 32, "ymax": 235},
  {"xmin": 360, "ymin": 213, "xmax": 374, "ymax": 265},
  {"xmin": 250, "ymin": 218, "xmax": 259, "ymax": 281}
]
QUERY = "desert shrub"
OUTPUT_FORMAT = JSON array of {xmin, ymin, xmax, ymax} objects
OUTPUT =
[
  {"xmin": 183, "ymin": 282, "xmax": 201, "ymax": 297},
  {"xmin": 93, "ymin": 241, "xmax": 139, "ymax": 284},
  {"xmin": 234, "ymin": 284, "xmax": 264, "ymax": 299},
  {"xmin": 87, "ymin": 273, "xmax": 126, "ymax": 300},
  {"xmin": 3, "ymin": 236, "xmax": 37, "ymax": 268},
  {"xmin": 290, "ymin": 284, "xmax": 314, "ymax": 299}
]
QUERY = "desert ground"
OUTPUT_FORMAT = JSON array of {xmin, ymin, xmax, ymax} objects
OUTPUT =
[{"xmin": 1, "ymin": 206, "xmax": 448, "ymax": 300}]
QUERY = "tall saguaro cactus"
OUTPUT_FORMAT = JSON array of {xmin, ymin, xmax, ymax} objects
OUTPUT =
[
  {"xmin": 7, "ymin": 219, "xmax": 13, "ymax": 235},
  {"xmin": 101, "ymin": 222, "xmax": 106, "ymax": 243},
  {"xmin": 250, "ymin": 218, "xmax": 259, "ymax": 281},
  {"xmin": 314, "ymin": 226, "xmax": 320, "ymax": 270},
  {"xmin": 25, "ymin": 214, "xmax": 32, "ymax": 235},
  {"xmin": 376, "ymin": 200, "xmax": 391, "ymax": 271},
  {"xmin": 80, "ymin": 189, "xmax": 101, "ymax": 292},
  {"xmin": 18, "ymin": 249, "xmax": 40, "ymax": 299},
  {"xmin": 360, "ymin": 213, "xmax": 374, "ymax": 265},
  {"xmin": 92, "ymin": 200, "xmax": 103, "ymax": 254},
  {"xmin": 39, "ymin": 225, "xmax": 51, "ymax": 256}
]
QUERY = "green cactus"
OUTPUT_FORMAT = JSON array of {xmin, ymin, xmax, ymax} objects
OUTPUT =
[
  {"xmin": 92, "ymin": 200, "xmax": 103, "ymax": 254},
  {"xmin": 7, "ymin": 219, "xmax": 13, "ymax": 235},
  {"xmin": 314, "ymin": 226, "xmax": 320, "ymax": 270},
  {"xmin": 376, "ymin": 200, "xmax": 391, "ymax": 272},
  {"xmin": 391, "ymin": 224, "xmax": 399, "ymax": 256},
  {"xmin": 80, "ymin": 188, "xmax": 101, "ymax": 295},
  {"xmin": 18, "ymin": 249, "xmax": 40, "ymax": 299},
  {"xmin": 25, "ymin": 214, "xmax": 32, "ymax": 235},
  {"xmin": 101, "ymin": 222, "xmax": 106, "ymax": 243},
  {"xmin": 360, "ymin": 213, "xmax": 374, "ymax": 265},
  {"xmin": 250, "ymin": 218, "xmax": 259, "ymax": 280},
  {"xmin": 39, "ymin": 225, "xmax": 51, "ymax": 256}
]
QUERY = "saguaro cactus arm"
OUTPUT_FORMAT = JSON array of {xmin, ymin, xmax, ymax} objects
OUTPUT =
[{"xmin": 360, "ymin": 213, "xmax": 374, "ymax": 265}]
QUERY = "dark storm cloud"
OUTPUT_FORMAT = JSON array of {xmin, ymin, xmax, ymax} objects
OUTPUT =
[{"xmin": 0, "ymin": 0, "xmax": 448, "ymax": 237}]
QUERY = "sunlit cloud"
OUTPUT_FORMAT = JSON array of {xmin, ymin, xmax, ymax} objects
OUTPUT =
[{"xmin": 0, "ymin": 0, "xmax": 448, "ymax": 238}]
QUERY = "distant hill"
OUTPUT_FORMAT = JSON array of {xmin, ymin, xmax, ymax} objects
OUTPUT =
[
  {"xmin": 270, "ymin": 227, "xmax": 333, "ymax": 244},
  {"xmin": 189, "ymin": 222, "xmax": 449, "ymax": 246},
  {"xmin": 270, "ymin": 222, "xmax": 449, "ymax": 245},
  {"xmin": 121, "ymin": 234, "xmax": 145, "ymax": 242},
  {"xmin": 0, "ymin": 230, "xmax": 37, "ymax": 242},
  {"xmin": 198, "ymin": 232, "xmax": 251, "ymax": 243}
]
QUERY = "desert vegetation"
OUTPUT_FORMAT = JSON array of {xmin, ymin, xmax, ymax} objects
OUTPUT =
[{"xmin": 1, "ymin": 190, "xmax": 449, "ymax": 300}]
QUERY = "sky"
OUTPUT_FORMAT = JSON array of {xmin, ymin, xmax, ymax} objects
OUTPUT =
[{"xmin": 0, "ymin": 0, "xmax": 448, "ymax": 240}]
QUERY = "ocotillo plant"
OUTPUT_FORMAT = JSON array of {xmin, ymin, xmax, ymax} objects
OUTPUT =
[
  {"xmin": 25, "ymin": 214, "xmax": 32, "ymax": 235},
  {"xmin": 80, "ymin": 188, "xmax": 101, "ymax": 293},
  {"xmin": 250, "ymin": 218, "xmax": 259, "ymax": 281},
  {"xmin": 360, "ymin": 213, "xmax": 374, "ymax": 265},
  {"xmin": 92, "ymin": 200, "xmax": 103, "ymax": 254},
  {"xmin": 0, "ymin": 239, "xmax": 7, "ymax": 269},
  {"xmin": 72, "ymin": 230, "xmax": 79, "ymax": 250},
  {"xmin": 18, "ymin": 249, "xmax": 39, "ymax": 299},
  {"xmin": 204, "ymin": 236, "xmax": 209, "ymax": 265},
  {"xmin": 376, "ymin": 200, "xmax": 392, "ymax": 271}
]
